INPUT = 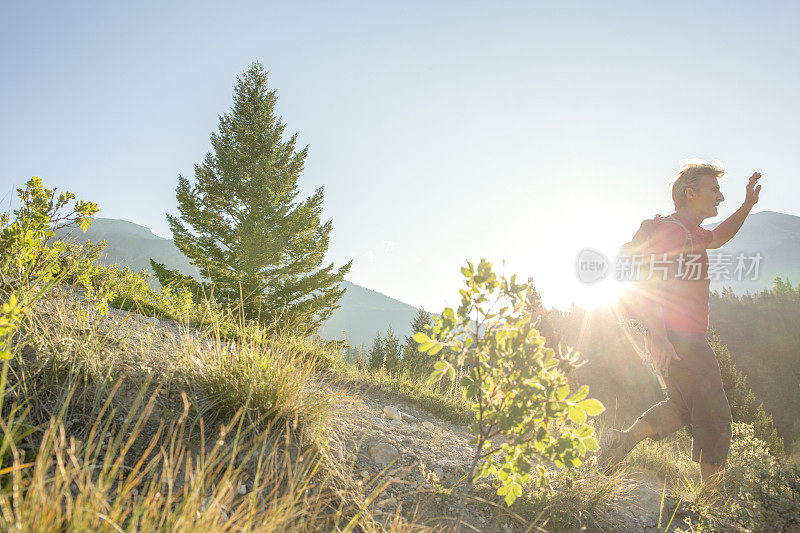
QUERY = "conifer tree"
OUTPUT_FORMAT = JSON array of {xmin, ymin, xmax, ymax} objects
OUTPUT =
[
  {"xmin": 383, "ymin": 325, "xmax": 401, "ymax": 372},
  {"xmin": 368, "ymin": 333, "xmax": 384, "ymax": 370},
  {"xmin": 402, "ymin": 308, "xmax": 434, "ymax": 374},
  {"xmin": 711, "ymin": 334, "xmax": 784, "ymax": 456},
  {"xmin": 152, "ymin": 63, "xmax": 351, "ymax": 335}
]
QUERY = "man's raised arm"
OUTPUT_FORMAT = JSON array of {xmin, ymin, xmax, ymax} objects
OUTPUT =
[{"xmin": 708, "ymin": 172, "xmax": 762, "ymax": 249}]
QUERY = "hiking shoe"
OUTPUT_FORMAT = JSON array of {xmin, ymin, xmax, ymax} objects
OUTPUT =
[{"xmin": 596, "ymin": 428, "xmax": 633, "ymax": 475}]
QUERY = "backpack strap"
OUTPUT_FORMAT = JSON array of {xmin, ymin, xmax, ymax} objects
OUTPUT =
[{"xmin": 659, "ymin": 215, "xmax": 694, "ymax": 255}]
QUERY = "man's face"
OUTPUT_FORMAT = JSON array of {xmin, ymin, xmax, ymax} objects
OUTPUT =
[{"xmin": 688, "ymin": 174, "xmax": 725, "ymax": 219}]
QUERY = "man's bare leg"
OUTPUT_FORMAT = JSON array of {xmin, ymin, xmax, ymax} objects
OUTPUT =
[
  {"xmin": 598, "ymin": 419, "xmax": 658, "ymax": 472},
  {"xmin": 624, "ymin": 418, "xmax": 658, "ymax": 446},
  {"xmin": 699, "ymin": 462, "xmax": 725, "ymax": 492}
]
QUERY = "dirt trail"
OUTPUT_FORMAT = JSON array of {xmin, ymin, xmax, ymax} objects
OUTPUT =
[{"xmin": 43, "ymin": 289, "xmax": 683, "ymax": 531}]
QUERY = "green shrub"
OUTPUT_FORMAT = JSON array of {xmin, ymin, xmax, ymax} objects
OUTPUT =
[
  {"xmin": 730, "ymin": 464, "xmax": 800, "ymax": 531},
  {"xmin": 416, "ymin": 259, "xmax": 604, "ymax": 530},
  {"xmin": 726, "ymin": 422, "xmax": 778, "ymax": 492},
  {"xmin": 1, "ymin": 176, "xmax": 97, "ymax": 298}
]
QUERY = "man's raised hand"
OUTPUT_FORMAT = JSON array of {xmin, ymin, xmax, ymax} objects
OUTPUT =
[{"xmin": 745, "ymin": 172, "xmax": 762, "ymax": 207}]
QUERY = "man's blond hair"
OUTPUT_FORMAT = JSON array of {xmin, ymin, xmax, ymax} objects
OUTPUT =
[{"xmin": 671, "ymin": 159, "xmax": 726, "ymax": 209}]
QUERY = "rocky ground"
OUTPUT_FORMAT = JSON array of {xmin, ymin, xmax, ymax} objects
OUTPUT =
[
  {"xmin": 35, "ymin": 289, "xmax": 691, "ymax": 532},
  {"xmin": 332, "ymin": 384, "xmax": 686, "ymax": 532}
]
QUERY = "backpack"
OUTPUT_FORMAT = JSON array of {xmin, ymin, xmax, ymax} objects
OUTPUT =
[{"xmin": 615, "ymin": 215, "xmax": 693, "ymax": 361}]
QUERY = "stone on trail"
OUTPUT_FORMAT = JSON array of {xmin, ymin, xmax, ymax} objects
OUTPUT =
[
  {"xmin": 383, "ymin": 406, "xmax": 402, "ymax": 420},
  {"xmin": 383, "ymin": 405, "xmax": 420, "ymax": 424},
  {"xmin": 421, "ymin": 421, "xmax": 434, "ymax": 431},
  {"xmin": 399, "ymin": 411, "xmax": 419, "ymax": 424},
  {"xmin": 369, "ymin": 442, "xmax": 400, "ymax": 466}
]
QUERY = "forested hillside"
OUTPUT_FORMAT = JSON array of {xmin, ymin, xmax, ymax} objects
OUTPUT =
[
  {"xmin": 536, "ymin": 278, "xmax": 800, "ymax": 455},
  {"xmin": 710, "ymin": 280, "xmax": 800, "ymax": 443}
]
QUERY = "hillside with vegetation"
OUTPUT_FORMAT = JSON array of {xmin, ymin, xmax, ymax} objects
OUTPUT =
[
  {"xmin": 56, "ymin": 217, "xmax": 420, "ymax": 350},
  {"xmin": 3, "ymin": 63, "xmax": 799, "ymax": 532},
  {"xmin": 5, "ymin": 177, "xmax": 800, "ymax": 531}
]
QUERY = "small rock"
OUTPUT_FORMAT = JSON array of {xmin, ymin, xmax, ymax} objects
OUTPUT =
[
  {"xmin": 400, "ymin": 412, "xmax": 419, "ymax": 424},
  {"xmin": 387, "ymin": 419, "xmax": 405, "ymax": 429},
  {"xmin": 422, "ymin": 421, "xmax": 434, "ymax": 431},
  {"xmin": 378, "ymin": 496, "xmax": 397, "ymax": 508},
  {"xmin": 369, "ymin": 442, "xmax": 400, "ymax": 466},
  {"xmin": 383, "ymin": 406, "xmax": 402, "ymax": 421},
  {"xmin": 237, "ymin": 484, "xmax": 247, "ymax": 495}
]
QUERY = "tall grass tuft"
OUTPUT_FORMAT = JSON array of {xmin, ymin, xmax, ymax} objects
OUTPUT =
[
  {"xmin": 0, "ymin": 382, "xmax": 378, "ymax": 532},
  {"xmin": 185, "ymin": 329, "xmax": 347, "ymax": 433}
]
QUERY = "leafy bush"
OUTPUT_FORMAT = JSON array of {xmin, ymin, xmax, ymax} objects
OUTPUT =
[
  {"xmin": 1, "ymin": 176, "xmax": 97, "ymax": 298},
  {"xmin": 729, "ymin": 464, "xmax": 800, "ymax": 531},
  {"xmin": 0, "ymin": 176, "xmax": 98, "ymax": 472},
  {"xmin": 726, "ymin": 422, "xmax": 778, "ymax": 491},
  {"xmin": 415, "ymin": 259, "xmax": 604, "ymax": 529}
]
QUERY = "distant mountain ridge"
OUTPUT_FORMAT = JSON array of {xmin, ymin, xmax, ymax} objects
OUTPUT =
[
  {"xmin": 56, "ymin": 218, "xmax": 419, "ymax": 348},
  {"xmin": 702, "ymin": 210, "xmax": 800, "ymax": 293},
  {"xmin": 58, "ymin": 211, "xmax": 799, "ymax": 347}
]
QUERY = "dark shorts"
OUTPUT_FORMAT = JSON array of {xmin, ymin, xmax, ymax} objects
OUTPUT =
[{"xmin": 636, "ymin": 331, "xmax": 732, "ymax": 466}]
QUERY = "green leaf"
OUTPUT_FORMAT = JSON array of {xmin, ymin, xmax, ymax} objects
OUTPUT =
[
  {"xmin": 501, "ymin": 481, "xmax": 522, "ymax": 506},
  {"xmin": 556, "ymin": 384, "xmax": 570, "ymax": 400},
  {"xmin": 426, "ymin": 369, "xmax": 444, "ymax": 385},
  {"xmin": 577, "ymin": 399, "xmax": 605, "ymax": 416},
  {"xmin": 576, "ymin": 440, "xmax": 586, "ymax": 456},
  {"xmin": 412, "ymin": 332, "xmax": 430, "ymax": 344},
  {"xmin": 567, "ymin": 385, "xmax": 589, "ymax": 403},
  {"xmin": 428, "ymin": 343, "xmax": 443, "ymax": 356},
  {"xmin": 568, "ymin": 404, "xmax": 586, "ymax": 424}
]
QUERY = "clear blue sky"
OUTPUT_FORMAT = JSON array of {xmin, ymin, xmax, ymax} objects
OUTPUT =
[{"xmin": 2, "ymin": 1, "xmax": 798, "ymax": 310}]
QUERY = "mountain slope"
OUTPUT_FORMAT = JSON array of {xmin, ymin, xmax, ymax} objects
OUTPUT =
[
  {"xmin": 703, "ymin": 210, "xmax": 800, "ymax": 294},
  {"xmin": 56, "ymin": 218, "xmax": 418, "ymax": 347},
  {"xmin": 60, "ymin": 211, "xmax": 799, "ymax": 347}
]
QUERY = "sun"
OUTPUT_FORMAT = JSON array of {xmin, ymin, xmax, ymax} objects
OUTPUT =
[{"xmin": 573, "ymin": 276, "xmax": 627, "ymax": 310}]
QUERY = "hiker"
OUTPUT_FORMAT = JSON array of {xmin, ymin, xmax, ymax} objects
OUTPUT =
[{"xmin": 598, "ymin": 160, "xmax": 763, "ymax": 489}]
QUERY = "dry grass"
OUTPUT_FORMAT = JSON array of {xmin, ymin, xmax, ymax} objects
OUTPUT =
[
  {"xmin": 622, "ymin": 428, "xmax": 695, "ymax": 484},
  {"xmin": 0, "ymin": 288, "xmax": 402, "ymax": 532},
  {"xmin": 341, "ymin": 366, "xmax": 471, "ymax": 426},
  {"xmin": 0, "ymin": 384, "xmax": 376, "ymax": 532}
]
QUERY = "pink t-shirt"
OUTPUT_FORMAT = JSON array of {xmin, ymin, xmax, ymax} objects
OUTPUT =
[{"xmin": 647, "ymin": 214, "xmax": 714, "ymax": 333}]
